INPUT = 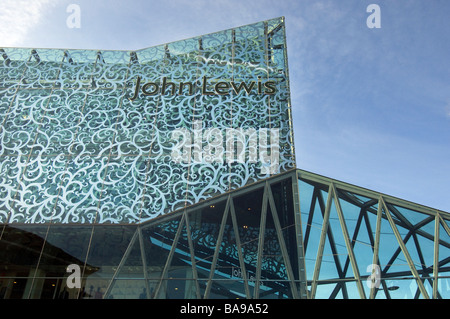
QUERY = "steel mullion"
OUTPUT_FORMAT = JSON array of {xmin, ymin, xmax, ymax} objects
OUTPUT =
[
  {"xmin": 303, "ymin": 187, "xmax": 319, "ymax": 251},
  {"xmin": 386, "ymin": 204, "xmax": 414, "ymax": 230},
  {"xmin": 316, "ymin": 186, "xmax": 347, "ymax": 290},
  {"xmin": 154, "ymin": 213, "xmax": 186, "ymax": 298},
  {"xmin": 414, "ymin": 217, "xmax": 445, "ymax": 248},
  {"xmin": 267, "ymin": 183, "xmax": 299, "ymax": 299},
  {"xmin": 230, "ymin": 197, "xmax": 251, "ymax": 299},
  {"xmin": 184, "ymin": 211, "xmax": 201, "ymax": 299},
  {"xmin": 342, "ymin": 206, "xmax": 365, "ymax": 278},
  {"xmin": 254, "ymin": 182, "xmax": 269, "ymax": 299},
  {"xmin": 104, "ymin": 228, "xmax": 139, "ymax": 299},
  {"xmin": 412, "ymin": 233, "xmax": 435, "ymax": 292},
  {"xmin": 370, "ymin": 196, "xmax": 383, "ymax": 299},
  {"xmin": 331, "ymin": 183, "xmax": 366, "ymax": 299},
  {"xmin": 204, "ymin": 195, "xmax": 231, "ymax": 299},
  {"xmin": 381, "ymin": 227, "xmax": 415, "ymax": 277},
  {"xmin": 311, "ymin": 184, "xmax": 333, "ymax": 298},
  {"xmin": 433, "ymin": 213, "xmax": 440, "ymax": 299},
  {"xmin": 381, "ymin": 197, "xmax": 430, "ymax": 299},
  {"xmin": 137, "ymin": 226, "xmax": 151, "ymax": 299}
]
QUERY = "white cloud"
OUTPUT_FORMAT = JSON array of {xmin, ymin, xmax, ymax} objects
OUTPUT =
[{"xmin": 0, "ymin": 0, "xmax": 57, "ymax": 47}]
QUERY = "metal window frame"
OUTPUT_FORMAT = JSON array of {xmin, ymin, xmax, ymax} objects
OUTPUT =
[
  {"xmin": 86, "ymin": 169, "xmax": 448, "ymax": 299},
  {"xmin": 298, "ymin": 168, "xmax": 450, "ymax": 299}
]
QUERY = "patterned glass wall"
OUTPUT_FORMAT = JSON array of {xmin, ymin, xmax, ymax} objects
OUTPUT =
[{"xmin": 0, "ymin": 17, "xmax": 295, "ymax": 224}]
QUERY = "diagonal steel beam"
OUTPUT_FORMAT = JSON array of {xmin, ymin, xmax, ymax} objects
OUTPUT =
[
  {"xmin": 184, "ymin": 211, "xmax": 201, "ymax": 299},
  {"xmin": 154, "ymin": 214, "xmax": 186, "ymax": 298},
  {"xmin": 254, "ymin": 182, "xmax": 269, "ymax": 299},
  {"xmin": 310, "ymin": 184, "xmax": 333, "ymax": 298},
  {"xmin": 103, "ymin": 228, "xmax": 139, "ymax": 299},
  {"xmin": 381, "ymin": 196, "xmax": 430, "ymax": 299},
  {"xmin": 230, "ymin": 197, "xmax": 251, "ymax": 299},
  {"xmin": 291, "ymin": 172, "xmax": 309, "ymax": 298},
  {"xmin": 137, "ymin": 226, "xmax": 151, "ymax": 299},
  {"xmin": 267, "ymin": 182, "xmax": 299, "ymax": 299},
  {"xmin": 433, "ymin": 213, "xmax": 440, "ymax": 299},
  {"xmin": 331, "ymin": 183, "xmax": 366, "ymax": 299},
  {"xmin": 204, "ymin": 195, "xmax": 231, "ymax": 299},
  {"xmin": 369, "ymin": 196, "xmax": 383, "ymax": 299}
]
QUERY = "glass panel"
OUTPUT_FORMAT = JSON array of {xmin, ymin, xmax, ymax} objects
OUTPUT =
[
  {"xmin": 107, "ymin": 279, "xmax": 147, "ymax": 299},
  {"xmin": 59, "ymin": 155, "xmax": 108, "ymax": 224},
  {"xmin": 325, "ymin": 196, "xmax": 353, "ymax": 279},
  {"xmin": 134, "ymin": 45, "xmax": 165, "ymax": 66},
  {"xmin": 393, "ymin": 204, "xmax": 431, "ymax": 226},
  {"xmin": 207, "ymin": 280, "xmax": 247, "ymax": 299},
  {"xmin": 161, "ymin": 215, "xmax": 198, "ymax": 299},
  {"xmin": 379, "ymin": 278, "xmax": 421, "ymax": 299},
  {"xmin": 93, "ymin": 50, "xmax": 130, "ymax": 89},
  {"xmin": 83, "ymin": 225, "xmax": 136, "ymax": 298},
  {"xmin": 438, "ymin": 277, "xmax": 450, "ymax": 299},
  {"xmin": 141, "ymin": 214, "xmax": 183, "ymax": 281},
  {"xmin": 314, "ymin": 283, "xmax": 338, "ymax": 299},
  {"xmin": 2, "ymin": 89, "xmax": 51, "ymax": 156},
  {"xmin": 75, "ymin": 88, "xmax": 125, "ymax": 155},
  {"xmin": 94, "ymin": 155, "xmax": 147, "ymax": 224},
  {"xmin": 114, "ymin": 97, "xmax": 157, "ymax": 157},
  {"xmin": 404, "ymin": 228, "xmax": 433, "ymax": 276},
  {"xmin": 0, "ymin": 225, "xmax": 48, "ymax": 299},
  {"xmin": 114, "ymin": 233, "xmax": 144, "ymax": 280},
  {"xmin": 438, "ymin": 222, "xmax": 450, "ymax": 298},
  {"xmin": 377, "ymin": 207, "xmax": 412, "ymax": 276},
  {"xmin": 189, "ymin": 200, "xmax": 227, "ymax": 279},
  {"xmin": 157, "ymin": 279, "xmax": 197, "ymax": 299},
  {"xmin": 271, "ymin": 180, "xmax": 299, "ymax": 281},
  {"xmin": 0, "ymin": 48, "xmax": 30, "ymax": 88},
  {"xmin": 261, "ymin": 203, "xmax": 288, "ymax": 281},
  {"xmin": 336, "ymin": 189, "xmax": 375, "ymax": 277},
  {"xmin": 210, "ymin": 206, "xmax": 235, "ymax": 280},
  {"xmin": 59, "ymin": 50, "xmax": 97, "ymax": 89},
  {"xmin": 40, "ymin": 225, "xmax": 92, "ymax": 299},
  {"xmin": 233, "ymin": 188, "xmax": 264, "ymax": 297},
  {"xmin": 259, "ymin": 280, "xmax": 292, "ymax": 299},
  {"xmin": 8, "ymin": 155, "xmax": 68, "ymax": 224},
  {"xmin": 299, "ymin": 181, "xmax": 326, "ymax": 281},
  {"xmin": 22, "ymin": 49, "xmax": 64, "ymax": 89}
]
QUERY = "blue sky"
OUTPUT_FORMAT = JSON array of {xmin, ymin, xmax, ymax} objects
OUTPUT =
[{"xmin": 1, "ymin": 0, "xmax": 449, "ymax": 211}]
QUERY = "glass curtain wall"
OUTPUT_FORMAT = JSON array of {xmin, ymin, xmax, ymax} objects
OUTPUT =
[{"xmin": 0, "ymin": 169, "xmax": 448, "ymax": 299}]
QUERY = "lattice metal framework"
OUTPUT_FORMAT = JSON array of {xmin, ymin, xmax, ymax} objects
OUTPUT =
[
  {"xmin": 297, "ymin": 170, "xmax": 450, "ymax": 299},
  {"xmin": 0, "ymin": 169, "xmax": 448, "ymax": 299},
  {"xmin": 97, "ymin": 170, "xmax": 450, "ymax": 299}
]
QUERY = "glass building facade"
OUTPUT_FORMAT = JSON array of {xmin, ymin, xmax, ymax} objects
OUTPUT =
[{"xmin": 0, "ymin": 17, "xmax": 449, "ymax": 299}]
